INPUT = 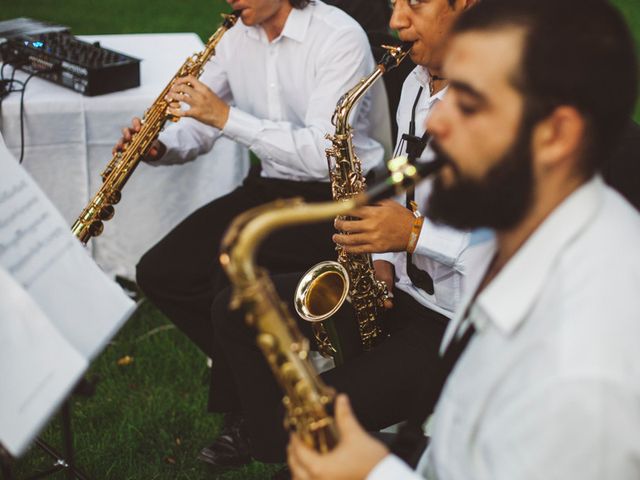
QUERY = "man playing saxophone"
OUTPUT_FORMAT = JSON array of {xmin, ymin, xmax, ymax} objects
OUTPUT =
[
  {"xmin": 208, "ymin": 0, "xmax": 487, "ymax": 470},
  {"xmin": 289, "ymin": 0, "xmax": 640, "ymax": 478},
  {"xmin": 114, "ymin": 0, "xmax": 386, "ymax": 468}
]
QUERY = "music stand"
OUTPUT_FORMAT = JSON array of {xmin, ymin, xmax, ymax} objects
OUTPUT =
[{"xmin": 1, "ymin": 400, "xmax": 91, "ymax": 480}]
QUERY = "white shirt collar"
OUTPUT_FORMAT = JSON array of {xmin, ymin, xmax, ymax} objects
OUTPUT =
[
  {"xmin": 441, "ymin": 175, "xmax": 605, "ymax": 352},
  {"xmin": 242, "ymin": 6, "xmax": 312, "ymax": 44},
  {"xmin": 412, "ymin": 66, "xmax": 448, "ymax": 102}
]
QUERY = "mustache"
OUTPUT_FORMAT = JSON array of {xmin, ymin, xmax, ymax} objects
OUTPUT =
[{"xmin": 430, "ymin": 140, "xmax": 461, "ymax": 177}]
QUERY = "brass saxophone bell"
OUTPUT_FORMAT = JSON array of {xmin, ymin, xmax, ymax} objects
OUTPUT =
[{"xmin": 294, "ymin": 261, "xmax": 350, "ymax": 322}]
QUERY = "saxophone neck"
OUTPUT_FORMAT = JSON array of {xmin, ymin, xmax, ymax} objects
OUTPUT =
[
  {"xmin": 197, "ymin": 11, "xmax": 241, "ymax": 69},
  {"xmin": 220, "ymin": 198, "xmax": 359, "ymax": 282},
  {"xmin": 332, "ymin": 67, "xmax": 384, "ymax": 132},
  {"xmin": 331, "ymin": 42, "xmax": 412, "ymax": 133},
  {"xmin": 220, "ymin": 156, "xmax": 442, "ymax": 280}
]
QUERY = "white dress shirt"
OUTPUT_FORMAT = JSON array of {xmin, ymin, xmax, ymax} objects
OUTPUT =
[
  {"xmin": 373, "ymin": 66, "xmax": 489, "ymax": 317},
  {"xmin": 155, "ymin": 1, "xmax": 385, "ymax": 181},
  {"xmin": 369, "ymin": 176, "xmax": 640, "ymax": 480}
]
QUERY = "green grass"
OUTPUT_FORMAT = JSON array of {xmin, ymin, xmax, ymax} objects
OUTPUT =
[
  {"xmin": 0, "ymin": 0, "xmax": 232, "ymax": 41},
  {"xmin": 13, "ymin": 300, "xmax": 281, "ymax": 479},
  {"xmin": 2, "ymin": 1, "xmax": 640, "ymax": 478},
  {"xmin": 1, "ymin": 0, "xmax": 639, "ymax": 120}
]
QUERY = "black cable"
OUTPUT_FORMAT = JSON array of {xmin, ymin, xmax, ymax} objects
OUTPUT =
[
  {"xmin": 0, "ymin": 63, "xmax": 56, "ymax": 164},
  {"xmin": 18, "ymin": 71, "xmax": 39, "ymax": 164}
]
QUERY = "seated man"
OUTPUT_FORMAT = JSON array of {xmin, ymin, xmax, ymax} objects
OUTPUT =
[
  {"xmin": 287, "ymin": 0, "xmax": 640, "ymax": 479},
  {"xmin": 115, "ymin": 0, "xmax": 385, "ymax": 460},
  {"xmin": 206, "ymin": 0, "xmax": 484, "ymax": 468}
]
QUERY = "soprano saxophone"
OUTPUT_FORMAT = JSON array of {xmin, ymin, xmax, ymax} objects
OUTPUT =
[
  {"xmin": 293, "ymin": 43, "xmax": 411, "ymax": 357},
  {"xmin": 71, "ymin": 11, "xmax": 240, "ymax": 244},
  {"xmin": 219, "ymin": 155, "xmax": 444, "ymax": 451}
]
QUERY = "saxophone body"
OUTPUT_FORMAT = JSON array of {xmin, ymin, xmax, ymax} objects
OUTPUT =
[
  {"xmin": 294, "ymin": 44, "xmax": 411, "ymax": 357},
  {"xmin": 219, "ymin": 155, "xmax": 443, "ymax": 451},
  {"xmin": 71, "ymin": 11, "xmax": 240, "ymax": 244}
]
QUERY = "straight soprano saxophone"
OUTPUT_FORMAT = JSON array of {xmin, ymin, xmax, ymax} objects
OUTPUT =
[
  {"xmin": 219, "ymin": 156, "xmax": 444, "ymax": 451},
  {"xmin": 293, "ymin": 43, "xmax": 411, "ymax": 357},
  {"xmin": 71, "ymin": 11, "xmax": 240, "ymax": 244}
]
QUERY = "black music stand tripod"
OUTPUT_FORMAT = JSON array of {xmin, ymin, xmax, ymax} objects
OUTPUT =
[{"xmin": 0, "ymin": 397, "xmax": 91, "ymax": 480}]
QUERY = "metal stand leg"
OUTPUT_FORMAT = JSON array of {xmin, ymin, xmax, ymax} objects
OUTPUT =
[
  {"xmin": 60, "ymin": 403, "xmax": 75, "ymax": 480},
  {"xmin": 25, "ymin": 401, "xmax": 91, "ymax": 480},
  {"xmin": 0, "ymin": 445, "xmax": 15, "ymax": 480}
]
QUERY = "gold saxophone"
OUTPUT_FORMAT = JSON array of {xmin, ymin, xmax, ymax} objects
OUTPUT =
[
  {"xmin": 294, "ymin": 43, "xmax": 411, "ymax": 357},
  {"xmin": 71, "ymin": 11, "xmax": 240, "ymax": 244},
  {"xmin": 219, "ymin": 156, "xmax": 444, "ymax": 451}
]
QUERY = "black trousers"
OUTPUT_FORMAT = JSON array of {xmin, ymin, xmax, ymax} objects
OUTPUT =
[
  {"xmin": 136, "ymin": 170, "xmax": 336, "ymax": 412},
  {"xmin": 211, "ymin": 272, "xmax": 451, "ymax": 462}
]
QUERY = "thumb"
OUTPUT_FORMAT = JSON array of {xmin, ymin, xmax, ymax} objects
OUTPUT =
[{"xmin": 335, "ymin": 394, "xmax": 363, "ymax": 438}]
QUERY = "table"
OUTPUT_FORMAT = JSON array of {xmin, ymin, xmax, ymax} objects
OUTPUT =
[{"xmin": 0, "ymin": 33, "xmax": 249, "ymax": 278}]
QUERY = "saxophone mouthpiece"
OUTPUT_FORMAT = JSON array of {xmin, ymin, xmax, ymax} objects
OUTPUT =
[
  {"xmin": 223, "ymin": 10, "xmax": 242, "ymax": 27},
  {"xmin": 379, "ymin": 42, "xmax": 413, "ymax": 71}
]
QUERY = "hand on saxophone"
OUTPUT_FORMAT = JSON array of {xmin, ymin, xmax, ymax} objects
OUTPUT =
[
  {"xmin": 113, "ymin": 116, "xmax": 166, "ymax": 162},
  {"xmin": 165, "ymin": 75, "xmax": 230, "ymax": 130},
  {"xmin": 333, "ymin": 199, "xmax": 416, "ymax": 254},
  {"xmin": 287, "ymin": 394, "xmax": 389, "ymax": 480}
]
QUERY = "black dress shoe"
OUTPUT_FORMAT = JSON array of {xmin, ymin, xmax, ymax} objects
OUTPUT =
[{"xmin": 198, "ymin": 412, "xmax": 251, "ymax": 467}]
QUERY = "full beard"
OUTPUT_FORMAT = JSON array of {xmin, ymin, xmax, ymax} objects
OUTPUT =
[{"xmin": 425, "ymin": 125, "xmax": 535, "ymax": 231}]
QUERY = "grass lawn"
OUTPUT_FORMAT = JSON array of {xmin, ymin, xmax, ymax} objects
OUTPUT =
[
  {"xmin": 12, "ymin": 299, "xmax": 281, "ymax": 479},
  {"xmin": 2, "ymin": 1, "xmax": 640, "ymax": 478}
]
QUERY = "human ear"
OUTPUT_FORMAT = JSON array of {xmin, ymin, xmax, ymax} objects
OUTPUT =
[
  {"xmin": 461, "ymin": 0, "xmax": 480, "ymax": 11},
  {"xmin": 531, "ymin": 106, "xmax": 585, "ymax": 171}
]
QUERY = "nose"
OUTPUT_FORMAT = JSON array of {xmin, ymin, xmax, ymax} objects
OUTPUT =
[
  {"xmin": 426, "ymin": 99, "xmax": 449, "ymax": 141},
  {"xmin": 390, "ymin": 1, "xmax": 410, "ymax": 32}
]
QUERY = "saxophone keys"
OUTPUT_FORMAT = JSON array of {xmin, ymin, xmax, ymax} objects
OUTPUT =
[
  {"xmin": 88, "ymin": 220, "xmax": 104, "ymax": 238},
  {"xmin": 294, "ymin": 380, "xmax": 312, "ymax": 400},
  {"xmin": 99, "ymin": 205, "xmax": 115, "ymax": 221},
  {"xmin": 279, "ymin": 361, "xmax": 298, "ymax": 383},
  {"xmin": 107, "ymin": 190, "xmax": 122, "ymax": 205},
  {"xmin": 257, "ymin": 333, "xmax": 277, "ymax": 353}
]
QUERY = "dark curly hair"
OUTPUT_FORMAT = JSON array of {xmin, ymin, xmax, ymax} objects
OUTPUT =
[
  {"xmin": 290, "ymin": 0, "xmax": 313, "ymax": 8},
  {"xmin": 453, "ymin": 0, "xmax": 638, "ymax": 174}
]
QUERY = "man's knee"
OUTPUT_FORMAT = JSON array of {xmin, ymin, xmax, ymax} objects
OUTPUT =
[
  {"xmin": 136, "ymin": 247, "xmax": 163, "ymax": 300},
  {"xmin": 211, "ymin": 287, "xmax": 249, "ymax": 341}
]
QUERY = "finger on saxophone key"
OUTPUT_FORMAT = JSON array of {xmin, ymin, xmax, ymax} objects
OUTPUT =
[
  {"xmin": 113, "ymin": 116, "xmax": 164, "ymax": 161},
  {"xmin": 113, "ymin": 116, "xmax": 142, "ymax": 154}
]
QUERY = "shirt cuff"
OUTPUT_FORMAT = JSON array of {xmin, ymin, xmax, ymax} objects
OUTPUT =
[
  {"xmin": 413, "ymin": 219, "xmax": 469, "ymax": 267},
  {"xmin": 372, "ymin": 252, "xmax": 399, "ymax": 264},
  {"xmin": 366, "ymin": 455, "xmax": 421, "ymax": 480},
  {"xmin": 222, "ymin": 106, "xmax": 262, "ymax": 148}
]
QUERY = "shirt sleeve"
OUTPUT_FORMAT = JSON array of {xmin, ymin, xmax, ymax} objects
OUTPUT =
[
  {"xmin": 412, "ymin": 219, "xmax": 470, "ymax": 269},
  {"xmin": 221, "ymin": 26, "xmax": 375, "ymax": 180},
  {"xmin": 372, "ymin": 252, "xmax": 402, "ymax": 264},
  {"xmin": 154, "ymin": 48, "xmax": 232, "ymax": 166},
  {"xmin": 367, "ymin": 455, "xmax": 425, "ymax": 480}
]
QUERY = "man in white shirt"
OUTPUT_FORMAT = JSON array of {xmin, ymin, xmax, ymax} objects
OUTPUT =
[
  {"xmin": 115, "ymin": 0, "xmax": 384, "ymax": 463},
  {"xmin": 209, "ymin": 0, "xmax": 483, "ymax": 468},
  {"xmin": 287, "ymin": 0, "xmax": 640, "ymax": 479}
]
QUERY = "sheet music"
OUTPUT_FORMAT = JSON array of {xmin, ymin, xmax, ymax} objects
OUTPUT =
[
  {"xmin": 0, "ymin": 133, "xmax": 136, "ymax": 456},
  {"xmin": 0, "ymin": 135, "xmax": 135, "ymax": 359},
  {"xmin": 0, "ymin": 267, "xmax": 88, "ymax": 457}
]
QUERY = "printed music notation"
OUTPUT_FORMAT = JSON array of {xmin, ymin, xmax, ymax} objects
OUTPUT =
[{"xmin": 0, "ymin": 134, "xmax": 136, "ymax": 456}]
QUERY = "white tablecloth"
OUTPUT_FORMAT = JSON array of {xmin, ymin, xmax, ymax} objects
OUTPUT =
[{"xmin": 0, "ymin": 33, "xmax": 249, "ymax": 278}]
